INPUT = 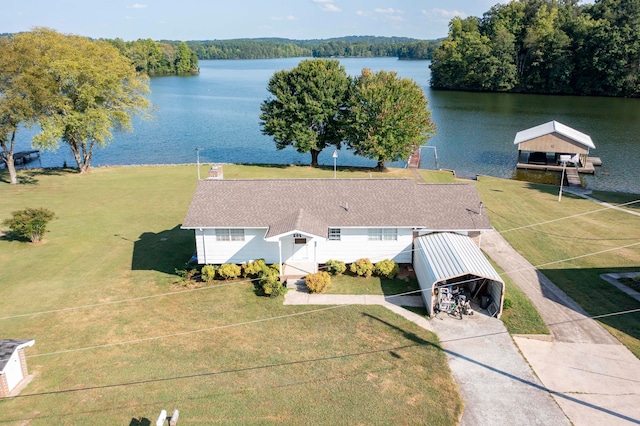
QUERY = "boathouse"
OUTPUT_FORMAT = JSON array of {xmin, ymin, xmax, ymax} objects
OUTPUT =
[{"xmin": 514, "ymin": 121, "xmax": 599, "ymax": 173}]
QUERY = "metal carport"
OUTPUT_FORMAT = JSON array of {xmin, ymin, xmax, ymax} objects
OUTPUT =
[{"xmin": 413, "ymin": 232, "xmax": 504, "ymax": 318}]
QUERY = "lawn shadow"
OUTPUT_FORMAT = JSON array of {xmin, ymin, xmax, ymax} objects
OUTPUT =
[
  {"xmin": 0, "ymin": 167, "xmax": 77, "ymax": 185},
  {"xmin": 129, "ymin": 418, "xmax": 151, "ymax": 426},
  {"xmin": 539, "ymin": 266, "xmax": 640, "ymax": 342},
  {"xmin": 131, "ymin": 225, "xmax": 195, "ymax": 275}
]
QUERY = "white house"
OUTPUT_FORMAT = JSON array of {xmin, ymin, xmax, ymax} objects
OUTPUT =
[
  {"xmin": 181, "ymin": 178, "xmax": 492, "ymax": 274},
  {"xmin": 0, "ymin": 339, "xmax": 35, "ymax": 397}
]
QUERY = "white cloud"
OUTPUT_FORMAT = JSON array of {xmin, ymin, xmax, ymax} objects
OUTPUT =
[
  {"xmin": 424, "ymin": 8, "xmax": 467, "ymax": 19},
  {"xmin": 374, "ymin": 8, "xmax": 403, "ymax": 15},
  {"xmin": 272, "ymin": 15, "xmax": 297, "ymax": 21},
  {"xmin": 321, "ymin": 4, "xmax": 341, "ymax": 12},
  {"xmin": 128, "ymin": 4, "xmax": 147, "ymax": 9}
]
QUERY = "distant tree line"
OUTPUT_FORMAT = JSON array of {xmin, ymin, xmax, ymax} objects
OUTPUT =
[
  {"xmin": 185, "ymin": 36, "xmax": 440, "ymax": 60},
  {"xmin": 106, "ymin": 39, "xmax": 199, "ymax": 76},
  {"xmin": 430, "ymin": 0, "xmax": 640, "ymax": 97}
]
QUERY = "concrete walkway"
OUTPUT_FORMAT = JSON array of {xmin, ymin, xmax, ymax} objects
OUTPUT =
[
  {"xmin": 600, "ymin": 273, "xmax": 640, "ymax": 303},
  {"xmin": 284, "ymin": 279, "xmax": 570, "ymax": 425},
  {"xmin": 481, "ymin": 230, "xmax": 640, "ymax": 425}
]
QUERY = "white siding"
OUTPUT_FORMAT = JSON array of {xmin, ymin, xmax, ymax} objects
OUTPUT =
[
  {"xmin": 4, "ymin": 350, "xmax": 23, "ymax": 391},
  {"xmin": 316, "ymin": 227, "xmax": 413, "ymax": 263},
  {"xmin": 196, "ymin": 228, "xmax": 280, "ymax": 264}
]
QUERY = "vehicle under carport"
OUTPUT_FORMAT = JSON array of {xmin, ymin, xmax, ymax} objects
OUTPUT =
[{"xmin": 413, "ymin": 232, "xmax": 504, "ymax": 318}]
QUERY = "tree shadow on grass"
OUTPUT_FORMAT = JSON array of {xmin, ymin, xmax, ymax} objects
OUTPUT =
[
  {"xmin": 0, "ymin": 167, "xmax": 77, "ymax": 185},
  {"xmin": 131, "ymin": 225, "xmax": 195, "ymax": 275}
]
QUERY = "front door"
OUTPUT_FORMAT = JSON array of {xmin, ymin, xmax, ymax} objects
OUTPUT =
[{"xmin": 292, "ymin": 238, "xmax": 308, "ymax": 260}]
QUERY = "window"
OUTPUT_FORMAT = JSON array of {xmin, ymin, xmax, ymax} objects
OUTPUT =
[
  {"xmin": 215, "ymin": 229, "xmax": 245, "ymax": 241},
  {"xmin": 368, "ymin": 228, "xmax": 397, "ymax": 241},
  {"xmin": 328, "ymin": 228, "xmax": 341, "ymax": 241}
]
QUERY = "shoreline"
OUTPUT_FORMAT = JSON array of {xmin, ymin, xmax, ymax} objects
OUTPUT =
[{"xmin": 4, "ymin": 162, "xmax": 640, "ymax": 196}]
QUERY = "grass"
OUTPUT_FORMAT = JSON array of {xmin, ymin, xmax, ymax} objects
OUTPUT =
[
  {"xmin": 325, "ymin": 273, "xmax": 421, "ymax": 296},
  {"xmin": 487, "ymin": 258, "xmax": 549, "ymax": 335},
  {"xmin": 474, "ymin": 176, "xmax": 640, "ymax": 357},
  {"xmin": 0, "ymin": 165, "xmax": 462, "ymax": 425}
]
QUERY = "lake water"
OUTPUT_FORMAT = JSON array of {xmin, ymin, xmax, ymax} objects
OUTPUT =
[{"xmin": 12, "ymin": 58, "xmax": 640, "ymax": 193}]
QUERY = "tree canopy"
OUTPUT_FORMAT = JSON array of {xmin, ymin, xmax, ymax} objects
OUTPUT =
[
  {"xmin": 0, "ymin": 33, "xmax": 56, "ymax": 184},
  {"xmin": 187, "ymin": 37, "xmax": 439, "ymax": 60},
  {"xmin": 19, "ymin": 28, "xmax": 151, "ymax": 173},
  {"xmin": 343, "ymin": 69, "xmax": 436, "ymax": 170},
  {"xmin": 106, "ymin": 38, "xmax": 199, "ymax": 76},
  {"xmin": 430, "ymin": 0, "xmax": 640, "ymax": 97},
  {"xmin": 259, "ymin": 59, "xmax": 350, "ymax": 166}
]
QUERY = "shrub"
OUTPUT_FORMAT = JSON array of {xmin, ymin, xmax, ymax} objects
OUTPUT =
[
  {"xmin": 305, "ymin": 271, "xmax": 331, "ymax": 293},
  {"xmin": 375, "ymin": 259, "xmax": 399, "ymax": 279},
  {"xmin": 325, "ymin": 259, "xmax": 346, "ymax": 276},
  {"xmin": 259, "ymin": 267, "xmax": 285, "ymax": 297},
  {"xmin": 350, "ymin": 258, "xmax": 374, "ymax": 278},
  {"xmin": 242, "ymin": 259, "xmax": 268, "ymax": 277},
  {"xmin": 3, "ymin": 207, "xmax": 55, "ymax": 243},
  {"xmin": 270, "ymin": 263, "xmax": 280, "ymax": 273},
  {"xmin": 201, "ymin": 264, "xmax": 216, "ymax": 282},
  {"xmin": 217, "ymin": 263, "xmax": 241, "ymax": 280},
  {"xmin": 175, "ymin": 267, "xmax": 197, "ymax": 286}
]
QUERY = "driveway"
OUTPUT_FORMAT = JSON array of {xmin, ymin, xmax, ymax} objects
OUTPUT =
[
  {"xmin": 284, "ymin": 281, "xmax": 570, "ymax": 425},
  {"xmin": 481, "ymin": 230, "xmax": 640, "ymax": 425},
  {"xmin": 430, "ymin": 313, "xmax": 569, "ymax": 425}
]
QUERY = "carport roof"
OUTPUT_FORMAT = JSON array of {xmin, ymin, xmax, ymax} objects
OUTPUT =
[{"xmin": 415, "ymin": 232, "xmax": 503, "ymax": 283}]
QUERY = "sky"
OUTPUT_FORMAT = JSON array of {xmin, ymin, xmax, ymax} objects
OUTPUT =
[{"xmin": 4, "ymin": 0, "xmax": 515, "ymax": 41}]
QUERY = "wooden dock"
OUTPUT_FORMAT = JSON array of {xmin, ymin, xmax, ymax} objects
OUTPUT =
[
  {"xmin": 0, "ymin": 150, "xmax": 41, "ymax": 166},
  {"xmin": 516, "ymin": 156, "xmax": 601, "ymax": 175},
  {"xmin": 407, "ymin": 148, "xmax": 421, "ymax": 168},
  {"xmin": 565, "ymin": 167, "xmax": 581, "ymax": 187}
]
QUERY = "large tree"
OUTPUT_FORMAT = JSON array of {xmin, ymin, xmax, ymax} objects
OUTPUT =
[
  {"xmin": 27, "ymin": 28, "xmax": 151, "ymax": 173},
  {"xmin": 343, "ymin": 69, "xmax": 436, "ymax": 170},
  {"xmin": 0, "ymin": 34, "xmax": 55, "ymax": 184},
  {"xmin": 259, "ymin": 59, "xmax": 350, "ymax": 166}
]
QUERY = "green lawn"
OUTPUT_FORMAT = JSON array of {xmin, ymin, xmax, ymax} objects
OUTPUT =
[
  {"xmin": 325, "ymin": 273, "xmax": 421, "ymax": 296},
  {"xmin": 475, "ymin": 176, "xmax": 640, "ymax": 357},
  {"xmin": 0, "ymin": 166, "xmax": 462, "ymax": 425}
]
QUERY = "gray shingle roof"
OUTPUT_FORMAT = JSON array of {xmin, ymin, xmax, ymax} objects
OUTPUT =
[
  {"xmin": 182, "ymin": 179, "xmax": 491, "ymax": 236},
  {"xmin": 0, "ymin": 339, "xmax": 34, "ymax": 372}
]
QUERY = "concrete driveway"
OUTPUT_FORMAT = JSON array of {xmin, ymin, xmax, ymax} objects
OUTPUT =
[
  {"xmin": 481, "ymin": 230, "xmax": 640, "ymax": 425},
  {"xmin": 430, "ymin": 313, "xmax": 569, "ymax": 425}
]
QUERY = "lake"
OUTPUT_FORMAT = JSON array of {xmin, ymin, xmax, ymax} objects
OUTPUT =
[{"xmin": 12, "ymin": 58, "xmax": 640, "ymax": 193}]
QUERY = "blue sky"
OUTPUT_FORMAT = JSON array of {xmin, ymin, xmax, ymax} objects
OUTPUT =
[{"xmin": 5, "ymin": 0, "xmax": 515, "ymax": 41}]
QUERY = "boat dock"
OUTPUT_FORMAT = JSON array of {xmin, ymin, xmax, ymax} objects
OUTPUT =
[
  {"xmin": 0, "ymin": 150, "xmax": 41, "ymax": 166},
  {"xmin": 407, "ymin": 148, "xmax": 421, "ymax": 168},
  {"xmin": 516, "ymin": 156, "xmax": 602, "ymax": 175}
]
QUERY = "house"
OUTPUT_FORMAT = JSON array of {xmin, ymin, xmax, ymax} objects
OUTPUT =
[
  {"xmin": 182, "ymin": 177, "xmax": 506, "ymax": 316},
  {"xmin": 514, "ymin": 120, "xmax": 598, "ymax": 173},
  {"xmin": 182, "ymin": 178, "xmax": 491, "ymax": 270},
  {"xmin": 0, "ymin": 339, "xmax": 35, "ymax": 397}
]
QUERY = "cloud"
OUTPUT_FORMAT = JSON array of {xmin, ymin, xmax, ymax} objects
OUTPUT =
[
  {"xmin": 321, "ymin": 4, "xmax": 341, "ymax": 12},
  {"xmin": 128, "ymin": 3, "xmax": 147, "ymax": 9},
  {"xmin": 271, "ymin": 15, "xmax": 297, "ymax": 21},
  {"xmin": 374, "ymin": 8, "xmax": 403, "ymax": 15},
  {"xmin": 312, "ymin": 0, "xmax": 341, "ymax": 12},
  {"xmin": 424, "ymin": 8, "xmax": 467, "ymax": 19}
]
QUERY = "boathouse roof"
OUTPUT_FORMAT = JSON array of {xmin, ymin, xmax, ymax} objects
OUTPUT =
[{"xmin": 514, "ymin": 121, "xmax": 595, "ymax": 150}]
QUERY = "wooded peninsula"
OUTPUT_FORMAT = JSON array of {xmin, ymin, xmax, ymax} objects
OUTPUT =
[{"xmin": 430, "ymin": 0, "xmax": 640, "ymax": 97}]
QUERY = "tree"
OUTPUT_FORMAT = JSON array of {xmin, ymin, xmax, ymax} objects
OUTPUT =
[
  {"xmin": 3, "ymin": 207, "xmax": 55, "ymax": 243},
  {"xmin": 259, "ymin": 59, "xmax": 350, "ymax": 166},
  {"xmin": 343, "ymin": 69, "xmax": 436, "ymax": 170},
  {"xmin": 0, "ymin": 34, "xmax": 55, "ymax": 184},
  {"xmin": 28, "ymin": 28, "xmax": 151, "ymax": 173}
]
